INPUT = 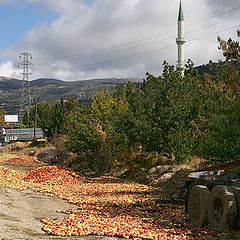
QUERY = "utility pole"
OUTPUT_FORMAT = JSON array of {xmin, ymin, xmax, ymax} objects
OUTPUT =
[
  {"xmin": 18, "ymin": 52, "xmax": 33, "ymax": 127},
  {"xmin": 33, "ymin": 101, "xmax": 37, "ymax": 140}
]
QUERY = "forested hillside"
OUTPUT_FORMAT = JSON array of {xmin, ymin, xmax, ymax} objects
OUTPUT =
[{"xmin": 0, "ymin": 77, "xmax": 141, "ymax": 114}]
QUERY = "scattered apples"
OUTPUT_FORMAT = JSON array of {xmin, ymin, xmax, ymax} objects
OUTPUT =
[{"xmin": 0, "ymin": 158, "xmax": 209, "ymax": 239}]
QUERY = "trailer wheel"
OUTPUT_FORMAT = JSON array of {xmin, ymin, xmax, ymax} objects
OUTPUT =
[
  {"xmin": 187, "ymin": 185, "xmax": 210, "ymax": 227},
  {"xmin": 185, "ymin": 179, "xmax": 206, "ymax": 213},
  {"xmin": 208, "ymin": 185, "xmax": 237, "ymax": 232},
  {"xmin": 229, "ymin": 186, "xmax": 240, "ymax": 229}
]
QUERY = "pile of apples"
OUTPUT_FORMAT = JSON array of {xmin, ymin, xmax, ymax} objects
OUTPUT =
[
  {"xmin": 4, "ymin": 156, "xmax": 41, "ymax": 165},
  {"xmin": 24, "ymin": 166, "xmax": 84, "ymax": 184},
  {"xmin": 0, "ymin": 166, "xmax": 27, "ymax": 189},
  {"xmin": 0, "ymin": 154, "xmax": 17, "ymax": 163}
]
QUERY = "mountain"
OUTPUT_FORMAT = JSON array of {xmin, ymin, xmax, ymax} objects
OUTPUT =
[
  {"xmin": 30, "ymin": 78, "xmax": 71, "ymax": 87},
  {"xmin": 0, "ymin": 76, "xmax": 22, "ymax": 90},
  {"xmin": 0, "ymin": 77, "xmax": 142, "ymax": 114}
]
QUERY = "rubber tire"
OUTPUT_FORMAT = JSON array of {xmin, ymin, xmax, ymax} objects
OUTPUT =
[
  {"xmin": 185, "ymin": 179, "xmax": 206, "ymax": 213},
  {"xmin": 229, "ymin": 186, "xmax": 240, "ymax": 229},
  {"xmin": 187, "ymin": 185, "xmax": 210, "ymax": 227},
  {"xmin": 208, "ymin": 185, "xmax": 237, "ymax": 232}
]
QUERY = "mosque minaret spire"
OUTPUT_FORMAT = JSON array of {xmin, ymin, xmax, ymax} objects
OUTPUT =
[{"xmin": 176, "ymin": 0, "xmax": 185, "ymax": 73}]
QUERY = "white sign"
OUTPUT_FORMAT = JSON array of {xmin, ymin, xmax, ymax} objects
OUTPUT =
[{"xmin": 4, "ymin": 115, "xmax": 19, "ymax": 123}]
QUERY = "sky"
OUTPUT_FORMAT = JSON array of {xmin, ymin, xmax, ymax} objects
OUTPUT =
[{"xmin": 0, "ymin": 0, "xmax": 240, "ymax": 81}]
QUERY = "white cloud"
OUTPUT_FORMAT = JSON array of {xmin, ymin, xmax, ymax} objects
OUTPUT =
[
  {"xmin": 205, "ymin": 0, "xmax": 240, "ymax": 14},
  {"xmin": 0, "ymin": 0, "xmax": 240, "ymax": 80},
  {"xmin": 0, "ymin": 61, "xmax": 19, "ymax": 78}
]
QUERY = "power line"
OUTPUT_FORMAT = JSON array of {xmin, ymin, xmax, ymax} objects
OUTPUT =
[
  {"xmin": 188, "ymin": 25, "xmax": 239, "ymax": 41},
  {"xmin": 186, "ymin": 6, "xmax": 240, "ymax": 27},
  {"xmin": 31, "ymin": 14, "xmax": 240, "ymax": 63},
  {"xmin": 186, "ymin": 14, "xmax": 240, "ymax": 36},
  {"xmin": 33, "ymin": 5, "xmax": 240, "ymax": 62},
  {"xmin": 31, "ymin": 24, "xmax": 240, "ymax": 71}
]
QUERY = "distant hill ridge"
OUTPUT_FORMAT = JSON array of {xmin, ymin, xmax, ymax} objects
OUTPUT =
[
  {"xmin": 0, "ymin": 62, "xmax": 228, "ymax": 114},
  {"xmin": 0, "ymin": 61, "xmax": 219, "ymax": 91},
  {"xmin": 0, "ymin": 77, "xmax": 142, "ymax": 114},
  {"xmin": 0, "ymin": 77, "xmax": 142, "ymax": 90}
]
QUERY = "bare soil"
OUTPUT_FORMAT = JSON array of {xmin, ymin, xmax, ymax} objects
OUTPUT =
[
  {"xmin": 0, "ymin": 187, "xmax": 75, "ymax": 239},
  {"xmin": 0, "ymin": 160, "xmax": 119, "ymax": 240},
  {"xmin": 0, "ymin": 188, "xmax": 119, "ymax": 240}
]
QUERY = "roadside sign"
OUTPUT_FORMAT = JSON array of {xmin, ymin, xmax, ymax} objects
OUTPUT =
[{"xmin": 4, "ymin": 115, "xmax": 19, "ymax": 123}]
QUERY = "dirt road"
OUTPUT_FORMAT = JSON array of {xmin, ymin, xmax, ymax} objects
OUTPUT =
[
  {"xmin": 0, "ymin": 187, "xmax": 75, "ymax": 239},
  {"xmin": 0, "ymin": 188, "xmax": 118, "ymax": 240},
  {"xmin": 0, "ymin": 154, "xmax": 120, "ymax": 240}
]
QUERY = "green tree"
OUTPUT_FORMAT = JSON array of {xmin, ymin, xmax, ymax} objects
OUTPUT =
[
  {"xmin": 114, "ymin": 83, "xmax": 145, "ymax": 151},
  {"xmin": 33, "ymin": 102, "xmax": 55, "ymax": 137},
  {"xmin": 217, "ymin": 30, "xmax": 240, "ymax": 61},
  {"xmin": 26, "ymin": 98, "xmax": 80, "ymax": 137},
  {"xmin": 195, "ymin": 62, "xmax": 240, "ymax": 161},
  {"xmin": 134, "ymin": 61, "xmax": 200, "ymax": 161},
  {"xmin": 90, "ymin": 89, "xmax": 131, "ymax": 168},
  {"xmin": 66, "ymin": 106, "xmax": 110, "ymax": 173}
]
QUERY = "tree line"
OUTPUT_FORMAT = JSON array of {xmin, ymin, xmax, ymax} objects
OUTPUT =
[{"xmin": 24, "ymin": 33, "xmax": 240, "ymax": 173}]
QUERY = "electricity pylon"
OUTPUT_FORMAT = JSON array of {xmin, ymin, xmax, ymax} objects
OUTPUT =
[{"xmin": 18, "ymin": 52, "xmax": 33, "ymax": 127}]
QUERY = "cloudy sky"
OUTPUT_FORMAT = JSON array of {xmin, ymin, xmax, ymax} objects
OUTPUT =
[{"xmin": 0, "ymin": 0, "xmax": 240, "ymax": 81}]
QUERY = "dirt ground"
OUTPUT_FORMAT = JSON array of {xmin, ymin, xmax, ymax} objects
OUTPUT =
[
  {"xmin": 0, "ymin": 187, "xmax": 120, "ymax": 240},
  {"xmin": 0, "ymin": 187, "xmax": 74, "ymax": 239},
  {"xmin": 0, "ymin": 155, "xmax": 119, "ymax": 240}
]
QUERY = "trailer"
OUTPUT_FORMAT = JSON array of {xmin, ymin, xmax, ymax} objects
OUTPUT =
[{"xmin": 180, "ymin": 159, "xmax": 240, "ymax": 232}]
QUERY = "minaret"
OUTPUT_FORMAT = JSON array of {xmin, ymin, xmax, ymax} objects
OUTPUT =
[{"xmin": 176, "ymin": 0, "xmax": 185, "ymax": 73}]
